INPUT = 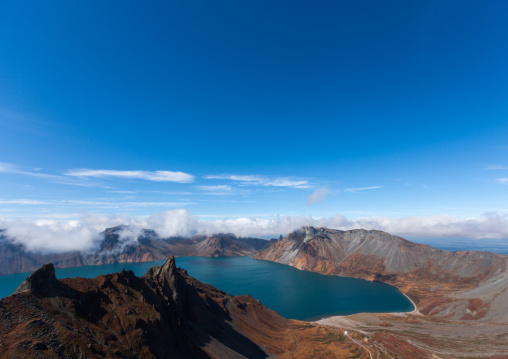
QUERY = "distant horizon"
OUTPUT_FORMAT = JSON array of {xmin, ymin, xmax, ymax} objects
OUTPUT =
[{"xmin": 2, "ymin": 208, "xmax": 508, "ymax": 255}]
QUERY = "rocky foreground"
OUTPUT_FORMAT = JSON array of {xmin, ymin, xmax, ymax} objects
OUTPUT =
[{"xmin": 0, "ymin": 256, "xmax": 373, "ymax": 359}]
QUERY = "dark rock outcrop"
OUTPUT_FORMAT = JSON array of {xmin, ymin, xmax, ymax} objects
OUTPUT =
[
  {"xmin": 13, "ymin": 263, "xmax": 59, "ymax": 295},
  {"xmin": 0, "ymin": 256, "xmax": 366, "ymax": 358}
]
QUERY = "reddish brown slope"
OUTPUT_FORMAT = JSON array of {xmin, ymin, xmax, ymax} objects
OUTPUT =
[{"xmin": 0, "ymin": 256, "xmax": 370, "ymax": 359}]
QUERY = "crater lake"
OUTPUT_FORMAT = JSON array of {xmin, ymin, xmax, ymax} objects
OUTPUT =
[{"xmin": 0, "ymin": 256, "xmax": 413, "ymax": 320}]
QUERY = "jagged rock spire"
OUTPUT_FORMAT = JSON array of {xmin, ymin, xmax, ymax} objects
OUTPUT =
[
  {"xmin": 14, "ymin": 263, "xmax": 58, "ymax": 295},
  {"xmin": 146, "ymin": 255, "xmax": 182, "ymax": 303}
]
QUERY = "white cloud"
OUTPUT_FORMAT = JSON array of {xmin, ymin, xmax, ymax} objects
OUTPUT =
[
  {"xmin": 205, "ymin": 174, "xmax": 263, "ymax": 182},
  {"xmin": 486, "ymin": 165, "xmax": 508, "ymax": 170},
  {"xmin": 156, "ymin": 211, "xmax": 508, "ymax": 239},
  {"xmin": 0, "ymin": 198, "xmax": 196, "ymax": 208},
  {"xmin": 345, "ymin": 186, "xmax": 382, "ymax": 193},
  {"xmin": 146, "ymin": 209, "xmax": 199, "ymax": 238},
  {"xmin": 0, "ymin": 162, "xmax": 18, "ymax": 172},
  {"xmin": 4, "ymin": 210, "xmax": 508, "ymax": 253},
  {"xmin": 264, "ymin": 178, "xmax": 310, "ymax": 188},
  {"xmin": 57, "ymin": 200, "xmax": 196, "ymax": 207},
  {"xmin": 195, "ymin": 185, "xmax": 234, "ymax": 192},
  {"xmin": 0, "ymin": 162, "xmax": 102, "ymax": 187},
  {"xmin": 0, "ymin": 199, "xmax": 51, "ymax": 205},
  {"xmin": 307, "ymin": 187, "xmax": 332, "ymax": 205},
  {"xmin": 0, "ymin": 214, "xmax": 146, "ymax": 253},
  {"xmin": 1, "ymin": 219, "xmax": 99, "ymax": 253},
  {"xmin": 32, "ymin": 213, "xmax": 84, "ymax": 219},
  {"xmin": 204, "ymin": 174, "xmax": 311, "ymax": 188},
  {"xmin": 65, "ymin": 169, "xmax": 195, "ymax": 183},
  {"xmin": 106, "ymin": 190, "xmax": 136, "ymax": 194},
  {"xmin": 194, "ymin": 185, "xmax": 250, "ymax": 196},
  {"xmin": 351, "ymin": 212, "xmax": 508, "ymax": 239},
  {"xmin": 0, "ymin": 162, "xmax": 59, "ymax": 180},
  {"xmin": 496, "ymin": 178, "xmax": 508, "ymax": 184}
]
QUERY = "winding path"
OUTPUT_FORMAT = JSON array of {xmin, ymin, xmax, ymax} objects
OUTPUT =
[{"xmin": 345, "ymin": 332, "xmax": 372, "ymax": 359}]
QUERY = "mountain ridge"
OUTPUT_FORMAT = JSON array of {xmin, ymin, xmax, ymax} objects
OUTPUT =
[
  {"xmin": 0, "ymin": 227, "xmax": 269, "ymax": 275},
  {"xmin": 253, "ymin": 226, "xmax": 508, "ymax": 322},
  {"xmin": 0, "ymin": 256, "xmax": 371, "ymax": 358}
]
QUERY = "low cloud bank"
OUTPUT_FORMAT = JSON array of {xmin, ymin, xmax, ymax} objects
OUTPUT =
[
  {"xmin": 0, "ymin": 214, "xmax": 146, "ymax": 253},
  {"xmin": 1, "ymin": 210, "xmax": 508, "ymax": 253}
]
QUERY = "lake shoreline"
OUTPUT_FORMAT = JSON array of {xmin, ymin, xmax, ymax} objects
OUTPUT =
[{"xmin": 1, "ymin": 256, "xmax": 413, "ymax": 320}]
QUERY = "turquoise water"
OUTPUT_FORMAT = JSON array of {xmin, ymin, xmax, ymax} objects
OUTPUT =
[{"xmin": 0, "ymin": 256, "xmax": 413, "ymax": 320}]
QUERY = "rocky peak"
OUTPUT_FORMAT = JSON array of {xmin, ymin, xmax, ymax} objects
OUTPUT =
[
  {"xmin": 14, "ymin": 263, "xmax": 58, "ymax": 295},
  {"xmin": 103, "ymin": 225, "xmax": 127, "ymax": 234},
  {"xmin": 153, "ymin": 255, "xmax": 177, "ymax": 279},
  {"xmin": 291, "ymin": 226, "xmax": 331, "ymax": 243},
  {"xmin": 145, "ymin": 255, "xmax": 182, "ymax": 303},
  {"xmin": 297, "ymin": 226, "xmax": 327, "ymax": 236},
  {"xmin": 209, "ymin": 233, "xmax": 236, "ymax": 243},
  {"xmin": 208, "ymin": 234, "xmax": 225, "ymax": 245}
]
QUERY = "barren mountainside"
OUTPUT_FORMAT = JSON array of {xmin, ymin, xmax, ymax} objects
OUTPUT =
[
  {"xmin": 254, "ymin": 226, "xmax": 508, "ymax": 322},
  {"xmin": 254, "ymin": 226, "xmax": 504, "ymax": 277}
]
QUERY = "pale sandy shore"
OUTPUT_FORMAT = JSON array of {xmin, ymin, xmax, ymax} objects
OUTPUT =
[
  {"xmin": 313, "ymin": 315, "xmax": 364, "ymax": 331},
  {"xmin": 313, "ymin": 290, "xmax": 419, "ymax": 327},
  {"xmin": 401, "ymin": 291, "xmax": 421, "ymax": 315}
]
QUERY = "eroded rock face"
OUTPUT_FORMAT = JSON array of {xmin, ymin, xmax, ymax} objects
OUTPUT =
[
  {"xmin": 0, "ymin": 256, "xmax": 369, "ymax": 359},
  {"xmin": 255, "ymin": 227, "xmax": 506, "ymax": 281}
]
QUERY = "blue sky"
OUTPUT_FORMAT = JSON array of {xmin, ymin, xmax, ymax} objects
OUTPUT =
[{"xmin": 1, "ymin": 1, "xmax": 508, "ymax": 242}]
